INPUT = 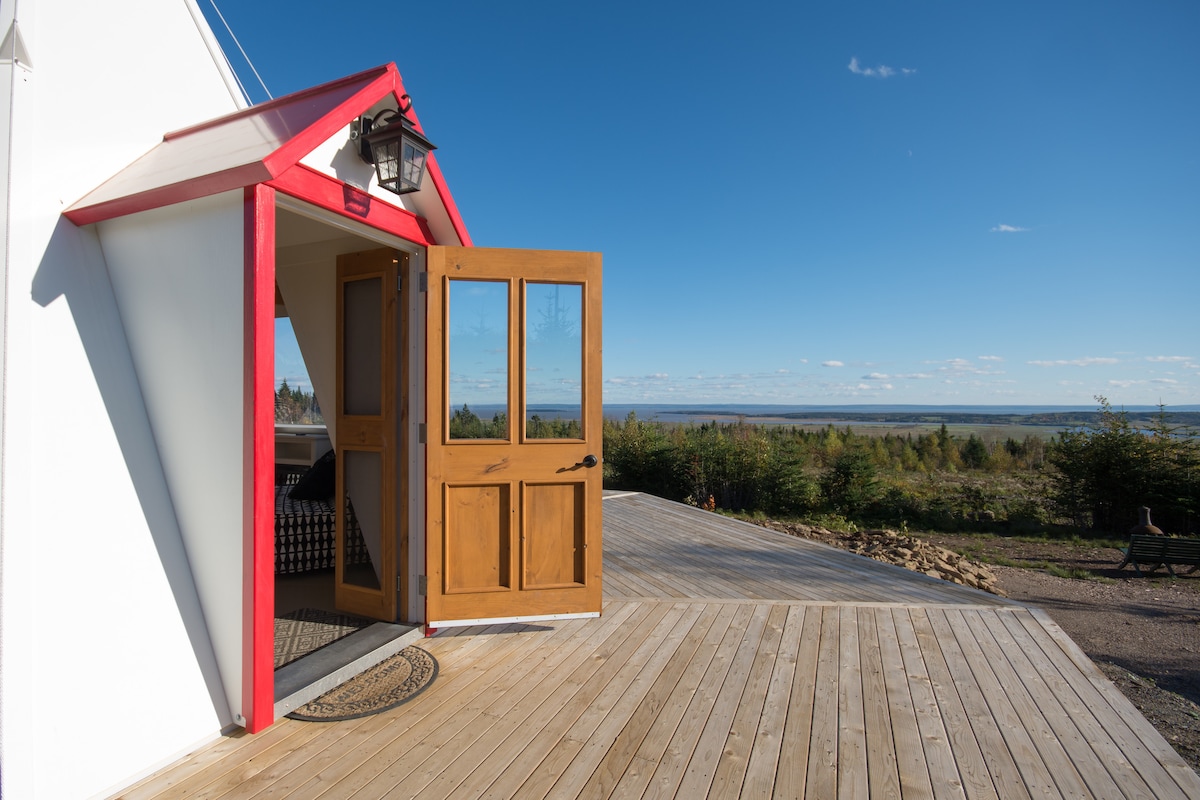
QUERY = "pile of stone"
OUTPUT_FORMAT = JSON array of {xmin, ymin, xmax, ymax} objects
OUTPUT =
[{"xmin": 762, "ymin": 521, "xmax": 1005, "ymax": 596}]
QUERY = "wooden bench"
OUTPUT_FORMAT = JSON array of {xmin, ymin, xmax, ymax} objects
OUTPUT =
[{"xmin": 1117, "ymin": 533, "xmax": 1200, "ymax": 576}]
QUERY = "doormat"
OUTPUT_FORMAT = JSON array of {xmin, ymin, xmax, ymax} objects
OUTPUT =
[
  {"xmin": 287, "ymin": 646, "xmax": 438, "ymax": 722},
  {"xmin": 275, "ymin": 608, "xmax": 374, "ymax": 669}
]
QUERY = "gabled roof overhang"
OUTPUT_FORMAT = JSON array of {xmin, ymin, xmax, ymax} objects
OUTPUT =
[{"xmin": 64, "ymin": 64, "xmax": 470, "ymax": 245}]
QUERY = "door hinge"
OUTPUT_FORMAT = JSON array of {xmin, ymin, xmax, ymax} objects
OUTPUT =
[
  {"xmin": 397, "ymin": 575, "xmax": 403, "ymax": 592},
  {"xmin": 418, "ymin": 575, "xmax": 428, "ymax": 596},
  {"xmin": 398, "ymin": 274, "xmax": 403, "ymax": 292},
  {"xmin": 418, "ymin": 422, "xmax": 427, "ymax": 443},
  {"xmin": 418, "ymin": 272, "xmax": 428, "ymax": 292}
]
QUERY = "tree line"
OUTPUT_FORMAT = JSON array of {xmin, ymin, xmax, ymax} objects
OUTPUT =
[
  {"xmin": 275, "ymin": 391, "xmax": 1199, "ymax": 536},
  {"xmin": 275, "ymin": 380, "xmax": 323, "ymax": 424},
  {"xmin": 603, "ymin": 400, "xmax": 1198, "ymax": 537}
]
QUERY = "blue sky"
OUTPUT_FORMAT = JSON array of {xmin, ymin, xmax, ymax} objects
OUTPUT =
[{"xmin": 211, "ymin": 1, "xmax": 1200, "ymax": 408}]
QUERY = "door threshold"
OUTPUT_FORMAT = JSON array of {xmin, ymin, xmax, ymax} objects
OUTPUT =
[{"xmin": 273, "ymin": 622, "xmax": 423, "ymax": 719}]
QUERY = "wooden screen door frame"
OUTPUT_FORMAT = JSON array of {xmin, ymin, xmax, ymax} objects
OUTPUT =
[
  {"xmin": 334, "ymin": 248, "xmax": 410, "ymax": 621},
  {"xmin": 425, "ymin": 246, "xmax": 603, "ymax": 627}
]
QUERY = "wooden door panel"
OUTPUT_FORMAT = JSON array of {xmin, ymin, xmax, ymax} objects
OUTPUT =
[
  {"xmin": 523, "ymin": 483, "xmax": 585, "ymax": 588},
  {"xmin": 426, "ymin": 246, "xmax": 602, "ymax": 626},
  {"xmin": 444, "ymin": 484, "xmax": 512, "ymax": 593}
]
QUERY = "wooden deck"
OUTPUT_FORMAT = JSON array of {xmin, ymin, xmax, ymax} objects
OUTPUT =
[{"xmin": 117, "ymin": 492, "xmax": 1200, "ymax": 799}]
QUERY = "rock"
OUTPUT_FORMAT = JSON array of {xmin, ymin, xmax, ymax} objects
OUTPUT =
[{"xmin": 760, "ymin": 519, "xmax": 1006, "ymax": 596}]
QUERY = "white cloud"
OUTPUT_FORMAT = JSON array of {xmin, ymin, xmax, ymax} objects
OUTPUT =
[
  {"xmin": 863, "ymin": 372, "xmax": 890, "ymax": 380},
  {"xmin": 990, "ymin": 224, "xmax": 1029, "ymax": 233},
  {"xmin": 1146, "ymin": 355, "xmax": 1191, "ymax": 363},
  {"xmin": 822, "ymin": 360, "xmax": 845, "ymax": 367},
  {"xmin": 923, "ymin": 358, "xmax": 1006, "ymax": 377},
  {"xmin": 978, "ymin": 355, "xmax": 1004, "ymax": 361},
  {"xmin": 848, "ymin": 57, "xmax": 915, "ymax": 79},
  {"xmin": 646, "ymin": 373, "xmax": 669, "ymax": 380},
  {"xmin": 1151, "ymin": 378, "xmax": 1179, "ymax": 385},
  {"xmin": 1029, "ymin": 357, "xmax": 1120, "ymax": 367},
  {"xmin": 1108, "ymin": 379, "xmax": 1141, "ymax": 388}
]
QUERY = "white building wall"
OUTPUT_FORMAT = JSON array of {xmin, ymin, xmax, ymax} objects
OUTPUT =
[
  {"xmin": 0, "ymin": 1, "xmax": 246, "ymax": 798},
  {"xmin": 97, "ymin": 191, "xmax": 247, "ymax": 724}
]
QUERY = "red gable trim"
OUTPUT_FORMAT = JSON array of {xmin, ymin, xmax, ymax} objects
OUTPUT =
[
  {"xmin": 260, "ymin": 67, "xmax": 398, "ymax": 178},
  {"xmin": 425, "ymin": 156, "xmax": 472, "ymax": 247},
  {"xmin": 64, "ymin": 63, "xmax": 471, "ymax": 246},
  {"xmin": 64, "ymin": 163, "xmax": 273, "ymax": 227},
  {"xmin": 267, "ymin": 165, "xmax": 436, "ymax": 246},
  {"xmin": 165, "ymin": 64, "xmax": 394, "ymax": 141}
]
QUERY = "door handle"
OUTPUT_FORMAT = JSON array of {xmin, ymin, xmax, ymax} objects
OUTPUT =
[{"xmin": 574, "ymin": 454, "xmax": 599, "ymax": 469}]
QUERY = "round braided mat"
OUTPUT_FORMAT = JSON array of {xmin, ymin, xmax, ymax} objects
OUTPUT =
[{"xmin": 287, "ymin": 646, "xmax": 438, "ymax": 722}]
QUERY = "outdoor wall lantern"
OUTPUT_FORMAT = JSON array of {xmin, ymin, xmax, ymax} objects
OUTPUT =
[{"xmin": 351, "ymin": 95, "xmax": 437, "ymax": 195}]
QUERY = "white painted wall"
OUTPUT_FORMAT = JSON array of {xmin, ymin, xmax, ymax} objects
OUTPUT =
[
  {"xmin": 0, "ymin": 1, "xmax": 245, "ymax": 797},
  {"xmin": 98, "ymin": 191, "xmax": 247, "ymax": 725}
]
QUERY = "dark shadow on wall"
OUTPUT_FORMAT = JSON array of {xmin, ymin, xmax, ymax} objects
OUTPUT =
[{"xmin": 30, "ymin": 215, "xmax": 230, "ymax": 722}]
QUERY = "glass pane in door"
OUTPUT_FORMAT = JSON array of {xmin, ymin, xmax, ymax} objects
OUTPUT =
[
  {"xmin": 343, "ymin": 277, "xmax": 382, "ymax": 416},
  {"xmin": 342, "ymin": 448, "xmax": 382, "ymax": 590},
  {"xmin": 448, "ymin": 280, "xmax": 509, "ymax": 439},
  {"xmin": 525, "ymin": 282, "xmax": 582, "ymax": 439}
]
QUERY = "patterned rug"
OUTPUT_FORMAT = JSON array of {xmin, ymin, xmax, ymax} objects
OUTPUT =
[
  {"xmin": 274, "ymin": 608, "xmax": 373, "ymax": 669},
  {"xmin": 287, "ymin": 646, "xmax": 438, "ymax": 722}
]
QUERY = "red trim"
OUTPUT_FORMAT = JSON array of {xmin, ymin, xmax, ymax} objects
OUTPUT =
[
  {"xmin": 243, "ymin": 184, "xmax": 276, "ymax": 732},
  {"xmin": 382, "ymin": 73, "xmax": 473, "ymax": 247},
  {"xmin": 425, "ymin": 156, "xmax": 472, "ymax": 247},
  {"xmin": 261, "ymin": 69, "xmax": 398, "ymax": 177},
  {"xmin": 267, "ymin": 164, "xmax": 437, "ymax": 245},
  {"xmin": 65, "ymin": 63, "xmax": 471, "ymax": 245},
  {"xmin": 63, "ymin": 163, "xmax": 273, "ymax": 227},
  {"xmin": 167, "ymin": 64, "xmax": 394, "ymax": 140}
]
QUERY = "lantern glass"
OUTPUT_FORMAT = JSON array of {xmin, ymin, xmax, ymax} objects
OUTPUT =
[
  {"xmin": 400, "ymin": 140, "xmax": 428, "ymax": 192},
  {"xmin": 371, "ymin": 139, "xmax": 402, "ymax": 189}
]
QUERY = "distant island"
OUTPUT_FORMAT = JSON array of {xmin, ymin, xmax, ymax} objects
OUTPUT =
[{"xmin": 704, "ymin": 409, "xmax": 1200, "ymax": 428}]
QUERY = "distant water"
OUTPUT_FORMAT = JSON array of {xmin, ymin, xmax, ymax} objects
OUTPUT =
[
  {"xmin": 512, "ymin": 403, "xmax": 1199, "ymax": 424},
  {"xmin": 598, "ymin": 404, "xmax": 1196, "ymax": 425}
]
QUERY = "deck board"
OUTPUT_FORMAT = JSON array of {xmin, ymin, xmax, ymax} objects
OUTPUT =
[{"xmin": 116, "ymin": 492, "xmax": 1200, "ymax": 799}]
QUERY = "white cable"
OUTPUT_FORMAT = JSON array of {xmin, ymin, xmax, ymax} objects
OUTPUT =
[
  {"xmin": 183, "ymin": 0, "xmax": 249, "ymax": 107},
  {"xmin": 207, "ymin": 0, "xmax": 272, "ymax": 101}
]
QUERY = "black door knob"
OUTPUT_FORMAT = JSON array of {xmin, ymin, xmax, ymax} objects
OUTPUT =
[{"xmin": 575, "ymin": 454, "xmax": 599, "ymax": 469}]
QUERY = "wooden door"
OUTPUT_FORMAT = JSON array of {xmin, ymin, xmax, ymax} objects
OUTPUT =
[
  {"xmin": 334, "ymin": 248, "xmax": 407, "ymax": 621},
  {"xmin": 425, "ymin": 247, "xmax": 602, "ymax": 626}
]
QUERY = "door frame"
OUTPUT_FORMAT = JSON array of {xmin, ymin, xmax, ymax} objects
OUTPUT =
[{"xmin": 246, "ymin": 194, "xmax": 430, "ymax": 730}]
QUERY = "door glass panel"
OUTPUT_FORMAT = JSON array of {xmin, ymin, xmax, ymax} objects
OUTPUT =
[
  {"xmin": 448, "ymin": 279, "xmax": 509, "ymax": 439},
  {"xmin": 343, "ymin": 277, "xmax": 382, "ymax": 416},
  {"xmin": 526, "ymin": 282, "xmax": 583, "ymax": 439},
  {"xmin": 342, "ymin": 449, "xmax": 382, "ymax": 590}
]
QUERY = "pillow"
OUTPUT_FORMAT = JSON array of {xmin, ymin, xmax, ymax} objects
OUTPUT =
[{"xmin": 289, "ymin": 449, "xmax": 336, "ymax": 502}]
